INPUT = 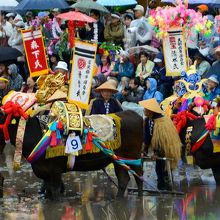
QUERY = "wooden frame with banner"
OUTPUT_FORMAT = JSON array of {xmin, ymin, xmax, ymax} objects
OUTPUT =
[
  {"xmin": 162, "ymin": 28, "xmax": 188, "ymax": 77},
  {"xmin": 21, "ymin": 29, "xmax": 49, "ymax": 77},
  {"xmin": 68, "ymin": 40, "xmax": 97, "ymax": 109}
]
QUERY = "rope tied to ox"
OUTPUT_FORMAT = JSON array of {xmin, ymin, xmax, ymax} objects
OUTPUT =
[{"xmin": 87, "ymin": 130, "xmax": 161, "ymax": 192}]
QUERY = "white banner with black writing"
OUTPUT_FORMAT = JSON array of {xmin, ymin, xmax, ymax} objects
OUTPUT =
[
  {"xmin": 68, "ymin": 40, "xmax": 97, "ymax": 109},
  {"xmin": 163, "ymin": 28, "xmax": 188, "ymax": 76}
]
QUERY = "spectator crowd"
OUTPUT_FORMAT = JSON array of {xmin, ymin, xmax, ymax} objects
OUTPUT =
[{"xmin": 0, "ymin": 1, "xmax": 219, "ymax": 116}]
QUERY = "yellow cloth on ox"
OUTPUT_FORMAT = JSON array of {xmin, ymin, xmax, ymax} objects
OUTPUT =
[
  {"xmin": 2, "ymin": 91, "xmax": 36, "ymax": 112},
  {"xmin": 45, "ymin": 114, "xmax": 121, "ymax": 159}
]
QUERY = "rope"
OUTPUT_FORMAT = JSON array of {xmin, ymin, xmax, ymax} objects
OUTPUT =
[
  {"xmin": 102, "ymin": 168, "xmax": 118, "ymax": 188},
  {"xmin": 92, "ymin": 137, "xmax": 160, "ymax": 193}
]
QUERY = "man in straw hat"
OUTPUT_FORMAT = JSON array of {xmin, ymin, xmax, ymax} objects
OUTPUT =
[
  {"xmin": 139, "ymin": 98, "xmax": 181, "ymax": 190},
  {"xmin": 90, "ymin": 81, "xmax": 122, "ymax": 115}
]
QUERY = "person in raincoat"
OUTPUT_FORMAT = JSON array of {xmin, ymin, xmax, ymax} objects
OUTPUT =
[
  {"xmin": 8, "ymin": 64, "xmax": 23, "ymax": 91},
  {"xmin": 8, "ymin": 20, "xmax": 25, "ymax": 54},
  {"xmin": 142, "ymin": 78, "xmax": 163, "ymax": 103},
  {"xmin": 129, "ymin": 5, "xmax": 153, "ymax": 46},
  {"xmin": 139, "ymin": 98, "xmax": 181, "ymax": 190}
]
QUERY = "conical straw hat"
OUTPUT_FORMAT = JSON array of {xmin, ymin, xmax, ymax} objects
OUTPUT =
[
  {"xmin": 47, "ymin": 90, "xmax": 67, "ymax": 102},
  {"xmin": 95, "ymin": 81, "xmax": 118, "ymax": 93},
  {"xmin": 139, "ymin": 98, "xmax": 164, "ymax": 114}
]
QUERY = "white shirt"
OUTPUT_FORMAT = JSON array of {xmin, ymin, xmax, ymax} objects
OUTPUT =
[
  {"xmin": 0, "ymin": 21, "xmax": 13, "ymax": 38},
  {"xmin": 8, "ymin": 27, "xmax": 24, "ymax": 54}
]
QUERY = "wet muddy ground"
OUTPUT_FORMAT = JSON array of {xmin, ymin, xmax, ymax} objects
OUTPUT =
[{"xmin": 1, "ymin": 146, "xmax": 220, "ymax": 220}]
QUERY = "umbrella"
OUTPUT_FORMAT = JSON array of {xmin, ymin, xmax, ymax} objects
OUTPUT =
[
  {"xmin": 56, "ymin": 11, "xmax": 96, "ymax": 48},
  {"xmin": 96, "ymin": 0, "xmax": 137, "ymax": 6},
  {"xmin": 0, "ymin": 47, "xmax": 22, "ymax": 62},
  {"xmin": 16, "ymin": 0, "xmax": 69, "ymax": 10},
  {"xmin": 161, "ymin": 0, "xmax": 220, "ymax": 7},
  {"xmin": 127, "ymin": 45, "xmax": 159, "ymax": 56},
  {"xmin": 71, "ymin": 0, "xmax": 109, "ymax": 13},
  {"xmin": 56, "ymin": 11, "xmax": 96, "ymax": 22},
  {"xmin": 0, "ymin": 0, "xmax": 18, "ymax": 11},
  {"xmin": 127, "ymin": 45, "xmax": 159, "ymax": 65}
]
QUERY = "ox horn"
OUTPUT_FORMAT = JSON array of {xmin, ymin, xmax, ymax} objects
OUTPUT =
[
  {"xmin": 195, "ymin": 79, "xmax": 208, "ymax": 93},
  {"xmin": 177, "ymin": 80, "xmax": 194, "ymax": 93}
]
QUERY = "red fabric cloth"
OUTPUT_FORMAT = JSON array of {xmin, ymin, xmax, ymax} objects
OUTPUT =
[
  {"xmin": 172, "ymin": 111, "xmax": 197, "ymax": 133},
  {"xmin": 191, "ymin": 134, "xmax": 208, "ymax": 153},
  {"xmin": 205, "ymin": 114, "xmax": 217, "ymax": 131},
  {"xmin": 0, "ymin": 101, "xmax": 28, "ymax": 142}
]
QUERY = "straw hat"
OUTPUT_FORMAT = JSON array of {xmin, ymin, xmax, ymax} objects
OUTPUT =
[
  {"xmin": 139, "ymin": 98, "xmax": 164, "ymax": 114},
  {"xmin": 47, "ymin": 90, "xmax": 67, "ymax": 102},
  {"xmin": 95, "ymin": 81, "xmax": 118, "ymax": 93}
]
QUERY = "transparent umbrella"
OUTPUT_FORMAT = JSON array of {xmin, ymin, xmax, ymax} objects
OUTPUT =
[
  {"xmin": 0, "ymin": 0, "xmax": 18, "ymax": 11},
  {"xmin": 71, "ymin": 0, "xmax": 109, "ymax": 13},
  {"xmin": 127, "ymin": 45, "xmax": 159, "ymax": 56}
]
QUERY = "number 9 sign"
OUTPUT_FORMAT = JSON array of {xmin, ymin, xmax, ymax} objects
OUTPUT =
[{"xmin": 65, "ymin": 135, "xmax": 82, "ymax": 154}]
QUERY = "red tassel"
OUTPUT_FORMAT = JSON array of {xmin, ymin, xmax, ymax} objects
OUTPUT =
[
  {"xmin": 172, "ymin": 111, "xmax": 198, "ymax": 133},
  {"xmin": 205, "ymin": 114, "xmax": 217, "ymax": 131},
  {"xmin": 85, "ymin": 131, "xmax": 93, "ymax": 152},
  {"xmin": 57, "ymin": 121, "xmax": 63, "ymax": 130},
  {"xmin": 50, "ymin": 131, "xmax": 57, "ymax": 147}
]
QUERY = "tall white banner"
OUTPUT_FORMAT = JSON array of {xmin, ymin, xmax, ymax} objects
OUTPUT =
[
  {"xmin": 163, "ymin": 28, "xmax": 188, "ymax": 76},
  {"xmin": 68, "ymin": 40, "xmax": 97, "ymax": 109}
]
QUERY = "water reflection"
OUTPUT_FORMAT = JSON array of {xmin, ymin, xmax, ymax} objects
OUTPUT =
[{"xmin": 1, "ymin": 155, "xmax": 220, "ymax": 219}]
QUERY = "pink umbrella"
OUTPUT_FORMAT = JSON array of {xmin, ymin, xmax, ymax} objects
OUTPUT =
[
  {"xmin": 56, "ymin": 11, "xmax": 96, "ymax": 23},
  {"xmin": 56, "ymin": 11, "xmax": 96, "ymax": 48}
]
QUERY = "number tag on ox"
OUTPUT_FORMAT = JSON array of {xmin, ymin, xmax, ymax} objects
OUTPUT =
[{"xmin": 65, "ymin": 134, "xmax": 82, "ymax": 154}]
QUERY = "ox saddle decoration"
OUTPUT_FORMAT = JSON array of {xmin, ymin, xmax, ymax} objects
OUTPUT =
[
  {"xmin": 36, "ymin": 73, "xmax": 68, "ymax": 103},
  {"xmin": 36, "ymin": 101, "xmax": 121, "ymax": 160}
]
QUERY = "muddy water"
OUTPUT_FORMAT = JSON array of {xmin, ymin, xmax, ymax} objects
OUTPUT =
[{"xmin": 1, "ymin": 150, "xmax": 220, "ymax": 220}]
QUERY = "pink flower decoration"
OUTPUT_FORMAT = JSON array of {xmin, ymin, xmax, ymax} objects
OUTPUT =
[{"xmin": 149, "ymin": 0, "xmax": 212, "ymax": 39}]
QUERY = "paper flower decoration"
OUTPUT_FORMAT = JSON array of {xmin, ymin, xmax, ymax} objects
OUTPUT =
[
  {"xmin": 149, "ymin": 0, "xmax": 212, "ymax": 39},
  {"xmin": 194, "ymin": 97, "xmax": 205, "ymax": 107}
]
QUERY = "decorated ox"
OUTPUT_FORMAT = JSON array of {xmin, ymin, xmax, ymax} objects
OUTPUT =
[
  {"xmin": 0, "ymin": 109, "xmax": 144, "ymax": 200},
  {"xmin": 161, "ymin": 64, "xmax": 220, "ymax": 185},
  {"xmin": 179, "ymin": 115, "xmax": 220, "ymax": 184},
  {"xmin": 166, "ymin": 96, "xmax": 220, "ymax": 184}
]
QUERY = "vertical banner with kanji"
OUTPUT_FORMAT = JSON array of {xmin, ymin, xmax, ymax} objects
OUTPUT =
[
  {"xmin": 68, "ymin": 40, "xmax": 97, "ymax": 109},
  {"xmin": 22, "ymin": 29, "xmax": 49, "ymax": 77},
  {"xmin": 163, "ymin": 28, "xmax": 188, "ymax": 76}
]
